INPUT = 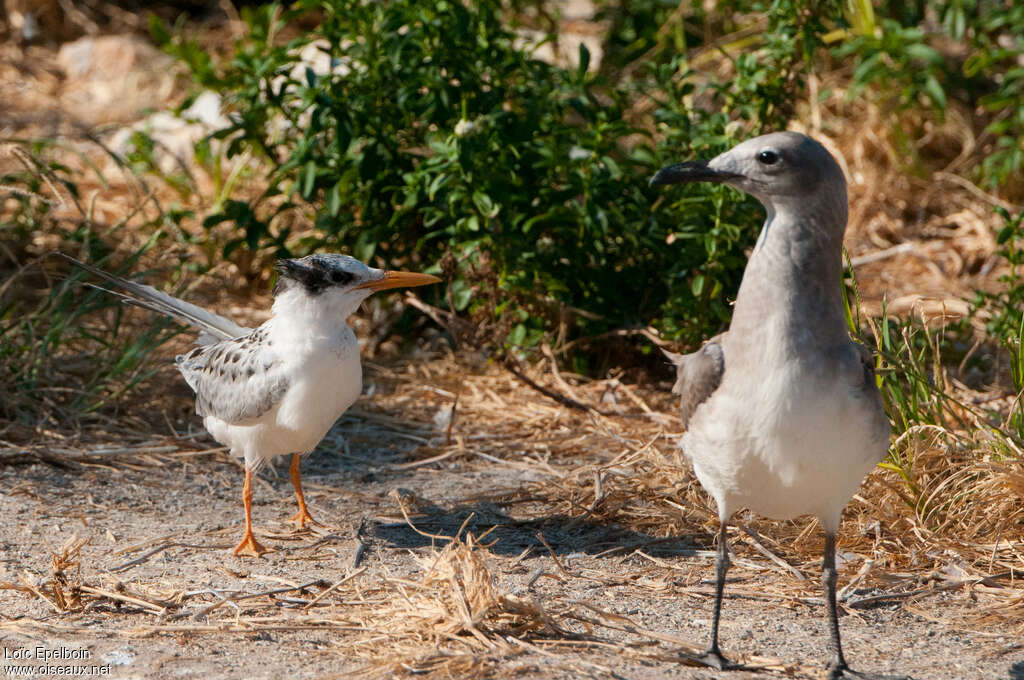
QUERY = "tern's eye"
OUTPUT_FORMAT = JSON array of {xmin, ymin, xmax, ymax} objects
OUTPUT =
[
  {"xmin": 757, "ymin": 150, "xmax": 780, "ymax": 165},
  {"xmin": 330, "ymin": 270, "xmax": 351, "ymax": 284}
]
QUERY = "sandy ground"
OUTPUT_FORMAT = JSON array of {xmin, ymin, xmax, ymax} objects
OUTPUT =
[
  {"xmin": 2, "ymin": 361, "xmax": 1022, "ymax": 680},
  {"xmin": 1, "ymin": 10, "xmax": 1022, "ymax": 680}
]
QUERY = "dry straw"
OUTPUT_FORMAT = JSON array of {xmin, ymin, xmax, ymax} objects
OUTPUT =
[{"xmin": 2, "ymin": 24, "xmax": 1023, "ymax": 676}]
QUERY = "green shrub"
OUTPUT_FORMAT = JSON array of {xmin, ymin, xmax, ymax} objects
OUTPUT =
[
  {"xmin": 840, "ymin": 0, "xmax": 1024, "ymax": 190},
  {"xmin": 970, "ymin": 207, "xmax": 1024, "ymax": 438},
  {"xmin": 158, "ymin": 0, "xmax": 832, "ymax": 357}
]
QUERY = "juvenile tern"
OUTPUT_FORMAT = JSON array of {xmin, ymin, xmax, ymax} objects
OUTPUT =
[{"xmin": 59, "ymin": 252, "xmax": 440, "ymax": 557}]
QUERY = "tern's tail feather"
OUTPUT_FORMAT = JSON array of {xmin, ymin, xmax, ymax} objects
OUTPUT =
[{"xmin": 56, "ymin": 253, "xmax": 250, "ymax": 344}]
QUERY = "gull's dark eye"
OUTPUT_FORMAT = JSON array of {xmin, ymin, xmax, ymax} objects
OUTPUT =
[{"xmin": 757, "ymin": 150, "xmax": 780, "ymax": 165}]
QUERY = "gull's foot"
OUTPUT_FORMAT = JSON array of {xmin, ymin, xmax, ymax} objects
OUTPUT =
[
  {"xmin": 828, "ymin": 661, "xmax": 913, "ymax": 680},
  {"xmin": 684, "ymin": 648, "xmax": 732, "ymax": 670},
  {"xmin": 827, "ymin": 659, "xmax": 849, "ymax": 680},
  {"xmin": 232, "ymin": 531, "xmax": 270, "ymax": 557},
  {"xmin": 289, "ymin": 507, "xmax": 325, "ymax": 531}
]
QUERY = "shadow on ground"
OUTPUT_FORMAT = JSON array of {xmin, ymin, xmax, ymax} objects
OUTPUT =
[{"xmin": 366, "ymin": 497, "xmax": 709, "ymax": 559}]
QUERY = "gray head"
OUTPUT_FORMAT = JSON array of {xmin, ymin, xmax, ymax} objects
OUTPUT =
[
  {"xmin": 653, "ymin": 132, "xmax": 854, "ymax": 347},
  {"xmin": 650, "ymin": 132, "xmax": 847, "ymax": 231}
]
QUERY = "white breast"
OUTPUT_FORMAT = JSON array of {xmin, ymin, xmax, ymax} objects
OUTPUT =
[
  {"xmin": 682, "ymin": 342, "xmax": 888, "ymax": 533},
  {"xmin": 204, "ymin": 321, "xmax": 363, "ymax": 469}
]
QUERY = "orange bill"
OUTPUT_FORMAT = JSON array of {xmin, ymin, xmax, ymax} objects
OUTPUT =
[{"xmin": 357, "ymin": 270, "xmax": 441, "ymax": 292}]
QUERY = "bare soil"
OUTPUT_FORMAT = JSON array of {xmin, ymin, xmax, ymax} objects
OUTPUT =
[
  {"xmin": 1, "ymin": 358, "xmax": 1022, "ymax": 680},
  {"xmin": 2, "ymin": 6, "xmax": 1023, "ymax": 680}
]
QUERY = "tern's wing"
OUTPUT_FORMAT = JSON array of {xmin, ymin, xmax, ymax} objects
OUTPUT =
[
  {"xmin": 663, "ymin": 333, "xmax": 725, "ymax": 429},
  {"xmin": 56, "ymin": 253, "xmax": 250, "ymax": 345},
  {"xmin": 175, "ymin": 326, "xmax": 289, "ymax": 423}
]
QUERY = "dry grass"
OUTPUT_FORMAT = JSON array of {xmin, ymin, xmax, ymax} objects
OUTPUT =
[
  {"xmin": 800, "ymin": 71, "xmax": 1017, "ymax": 322},
  {"xmin": 3, "ymin": 394, "xmax": 1017, "ymax": 678},
  {"xmin": 2, "ymin": 7, "xmax": 1023, "ymax": 678},
  {"xmin": 1, "ymin": 355, "xmax": 1021, "ymax": 675},
  {"xmin": 3, "ymin": 161, "xmax": 1022, "ymax": 671},
  {"xmin": 367, "ymin": 355, "xmax": 1024, "ymax": 654}
]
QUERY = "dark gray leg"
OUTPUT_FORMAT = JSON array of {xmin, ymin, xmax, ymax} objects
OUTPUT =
[
  {"xmin": 824, "ymin": 531, "xmax": 848, "ymax": 678},
  {"xmin": 699, "ymin": 520, "xmax": 731, "ymax": 669},
  {"xmin": 823, "ymin": 532, "xmax": 915, "ymax": 680}
]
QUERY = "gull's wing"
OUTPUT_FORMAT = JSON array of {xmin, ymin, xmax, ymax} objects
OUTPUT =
[
  {"xmin": 663, "ymin": 333, "xmax": 725, "ymax": 429},
  {"xmin": 175, "ymin": 326, "xmax": 289, "ymax": 423},
  {"xmin": 56, "ymin": 253, "xmax": 250, "ymax": 345},
  {"xmin": 854, "ymin": 339, "xmax": 880, "ymax": 390}
]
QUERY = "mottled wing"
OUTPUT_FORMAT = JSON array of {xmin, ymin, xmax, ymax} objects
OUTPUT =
[
  {"xmin": 663, "ymin": 333, "xmax": 726, "ymax": 429},
  {"xmin": 175, "ymin": 326, "xmax": 288, "ymax": 423}
]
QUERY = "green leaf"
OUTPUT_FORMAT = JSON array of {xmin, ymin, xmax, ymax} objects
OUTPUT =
[
  {"xmin": 300, "ymin": 161, "xmax": 317, "ymax": 199},
  {"xmin": 997, "ymin": 224, "xmax": 1017, "ymax": 244},
  {"xmin": 450, "ymin": 278, "xmax": 473, "ymax": 311},
  {"xmin": 922, "ymin": 74, "xmax": 947, "ymax": 110},
  {"xmin": 149, "ymin": 15, "xmax": 171, "ymax": 46},
  {"xmin": 577, "ymin": 42, "xmax": 590, "ymax": 80},
  {"xmin": 904, "ymin": 43, "xmax": 941, "ymax": 65},
  {"xmin": 472, "ymin": 191, "xmax": 498, "ymax": 218},
  {"xmin": 327, "ymin": 182, "xmax": 342, "ymax": 216},
  {"xmin": 508, "ymin": 323, "xmax": 527, "ymax": 347}
]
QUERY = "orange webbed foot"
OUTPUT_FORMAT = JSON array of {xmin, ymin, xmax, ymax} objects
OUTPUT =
[
  {"xmin": 232, "ymin": 531, "xmax": 270, "ymax": 557},
  {"xmin": 289, "ymin": 507, "xmax": 325, "ymax": 531},
  {"xmin": 288, "ymin": 453, "xmax": 324, "ymax": 531}
]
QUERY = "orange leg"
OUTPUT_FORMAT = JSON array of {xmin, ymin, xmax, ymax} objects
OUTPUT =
[
  {"xmin": 288, "ymin": 453, "xmax": 323, "ymax": 530},
  {"xmin": 233, "ymin": 466, "xmax": 269, "ymax": 557}
]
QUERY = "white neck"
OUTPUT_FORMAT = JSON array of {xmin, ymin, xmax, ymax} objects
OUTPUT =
[{"xmin": 270, "ymin": 286, "xmax": 370, "ymax": 334}]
